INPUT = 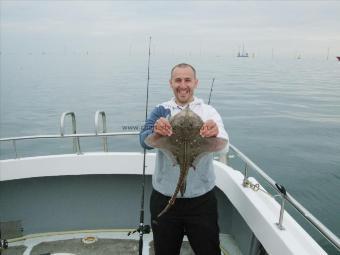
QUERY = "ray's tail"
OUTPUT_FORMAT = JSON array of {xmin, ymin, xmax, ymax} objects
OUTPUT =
[
  {"xmin": 157, "ymin": 166, "xmax": 189, "ymax": 218},
  {"xmin": 157, "ymin": 196, "xmax": 176, "ymax": 218}
]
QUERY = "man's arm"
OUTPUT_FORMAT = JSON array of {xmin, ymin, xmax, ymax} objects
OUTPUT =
[{"xmin": 139, "ymin": 105, "xmax": 171, "ymax": 149}]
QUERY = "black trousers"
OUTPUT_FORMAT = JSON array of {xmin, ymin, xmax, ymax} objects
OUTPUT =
[{"xmin": 150, "ymin": 188, "xmax": 221, "ymax": 255}]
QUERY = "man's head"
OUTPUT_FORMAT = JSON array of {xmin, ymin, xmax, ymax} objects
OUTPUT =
[{"xmin": 169, "ymin": 63, "xmax": 198, "ymax": 106}]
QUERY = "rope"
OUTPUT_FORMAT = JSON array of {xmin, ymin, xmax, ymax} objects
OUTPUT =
[{"xmin": 243, "ymin": 179, "xmax": 274, "ymax": 198}]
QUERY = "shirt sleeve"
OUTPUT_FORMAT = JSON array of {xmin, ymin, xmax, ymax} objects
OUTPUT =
[
  {"xmin": 207, "ymin": 105, "xmax": 230, "ymax": 152},
  {"xmin": 139, "ymin": 105, "xmax": 171, "ymax": 149}
]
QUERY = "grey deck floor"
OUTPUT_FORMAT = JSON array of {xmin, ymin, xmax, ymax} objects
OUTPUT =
[
  {"xmin": 3, "ymin": 239, "xmax": 195, "ymax": 255},
  {"xmin": 3, "ymin": 232, "xmax": 241, "ymax": 255},
  {"xmin": 29, "ymin": 239, "xmax": 195, "ymax": 255},
  {"xmin": 2, "ymin": 246, "xmax": 26, "ymax": 255},
  {"xmin": 30, "ymin": 239, "xmax": 139, "ymax": 255}
]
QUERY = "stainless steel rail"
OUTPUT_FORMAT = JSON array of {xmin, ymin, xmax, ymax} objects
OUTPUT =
[
  {"xmin": 60, "ymin": 112, "xmax": 81, "ymax": 154},
  {"xmin": 0, "ymin": 132, "xmax": 339, "ymax": 250},
  {"xmin": 229, "ymin": 144, "xmax": 340, "ymax": 251},
  {"xmin": 95, "ymin": 110, "xmax": 108, "ymax": 152},
  {"xmin": 0, "ymin": 132, "xmax": 139, "ymax": 142}
]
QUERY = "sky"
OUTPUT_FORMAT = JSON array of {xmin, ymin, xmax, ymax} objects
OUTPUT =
[{"xmin": 1, "ymin": 1, "xmax": 340, "ymax": 59}]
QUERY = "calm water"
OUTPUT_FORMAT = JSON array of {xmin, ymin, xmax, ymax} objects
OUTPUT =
[{"xmin": 1, "ymin": 53, "xmax": 339, "ymax": 252}]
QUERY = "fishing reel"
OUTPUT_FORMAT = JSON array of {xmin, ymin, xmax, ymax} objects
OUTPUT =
[{"xmin": 127, "ymin": 224, "xmax": 151, "ymax": 236}]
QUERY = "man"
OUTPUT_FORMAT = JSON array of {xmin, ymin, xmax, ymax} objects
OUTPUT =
[{"xmin": 140, "ymin": 63, "xmax": 229, "ymax": 255}]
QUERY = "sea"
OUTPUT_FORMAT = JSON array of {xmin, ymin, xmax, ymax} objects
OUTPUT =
[{"xmin": 0, "ymin": 52, "xmax": 339, "ymax": 254}]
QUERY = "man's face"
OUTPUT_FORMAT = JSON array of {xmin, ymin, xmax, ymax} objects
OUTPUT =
[{"xmin": 169, "ymin": 67, "xmax": 198, "ymax": 106}]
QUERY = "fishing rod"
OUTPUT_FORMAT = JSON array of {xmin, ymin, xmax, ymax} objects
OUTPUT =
[
  {"xmin": 207, "ymin": 77, "xmax": 215, "ymax": 105},
  {"xmin": 127, "ymin": 36, "xmax": 152, "ymax": 255}
]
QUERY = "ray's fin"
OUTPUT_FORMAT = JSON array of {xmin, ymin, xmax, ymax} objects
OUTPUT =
[
  {"xmin": 145, "ymin": 133, "xmax": 178, "ymax": 166},
  {"xmin": 192, "ymin": 137, "xmax": 227, "ymax": 167}
]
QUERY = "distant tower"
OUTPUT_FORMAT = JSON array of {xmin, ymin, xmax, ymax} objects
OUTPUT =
[
  {"xmin": 326, "ymin": 47, "xmax": 330, "ymax": 60},
  {"xmin": 237, "ymin": 43, "xmax": 249, "ymax": 58}
]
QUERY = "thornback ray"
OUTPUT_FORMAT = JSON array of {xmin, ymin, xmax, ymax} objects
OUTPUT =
[{"xmin": 146, "ymin": 106, "xmax": 227, "ymax": 218}]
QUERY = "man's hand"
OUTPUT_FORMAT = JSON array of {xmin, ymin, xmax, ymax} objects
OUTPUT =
[
  {"xmin": 154, "ymin": 117, "xmax": 173, "ymax": 136},
  {"xmin": 200, "ymin": 120, "xmax": 218, "ymax": 137}
]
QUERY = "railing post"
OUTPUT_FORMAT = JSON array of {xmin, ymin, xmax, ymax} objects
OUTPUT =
[
  {"xmin": 12, "ymin": 140, "xmax": 18, "ymax": 159},
  {"xmin": 95, "ymin": 110, "xmax": 108, "ymax": 152},
  {"xmin": 60, "ymin": 112, "xmax": 81, "ymax": 154},
  {"xmin": 242, "ymin": 163, "xmax": 249, "ymax": 187},
  {"xmin": 277, "ymin": 197, "xmax": 286, "ymax": 230},
  {"xmin": 275, "ymin": 183, "xmax": 287, "ymax": 230}
]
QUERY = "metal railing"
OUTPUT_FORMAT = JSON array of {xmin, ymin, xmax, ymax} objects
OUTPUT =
[
  {"xmin": 60, "ymin": 112, "xmax": 81, "ymax": 154},
  {"xmin": 95, "ymin": 110, "xmax": 108, "ymax": 152},
  {"xmin": 0, "ymin": 111, "xmax": 339, "ymax": 251},
  {"xmin": 228, "ymin": 144, "xmax": 340, "ymax": 251}
]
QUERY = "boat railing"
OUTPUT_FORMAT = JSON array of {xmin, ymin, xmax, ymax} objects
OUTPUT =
[
  {"xmin": 227, "ymin": 144, "xmax": 339, "ymax": 251},
  {"xmin": 0, "ymin": 112, "xmax": 339, "ymax": 251},
  {"xmin": 94, "ymin": 110, "xmax": 108, "ymax": 152},
  {"xmin": 60, "ymin": 111, "xmax": 81, "ymax": 154}
]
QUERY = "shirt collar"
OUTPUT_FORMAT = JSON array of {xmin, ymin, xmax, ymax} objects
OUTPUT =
[{"xmin": 169, "ymin": 96, "xmax": 204, "ymax": 109}]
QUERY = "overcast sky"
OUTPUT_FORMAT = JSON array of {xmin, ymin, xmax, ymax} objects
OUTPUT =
[{"xmin": 1, "ymin": 1, "xmax": 340, "ymax": 58}]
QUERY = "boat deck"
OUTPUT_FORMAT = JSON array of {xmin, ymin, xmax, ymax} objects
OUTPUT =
[
  {"xmin": 3, "ymin": 231, "xmax": 242, "ymax": 255},
  {"xmin": 0, "ymin": 152, "xmax": 333, "ymax": 254}
]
